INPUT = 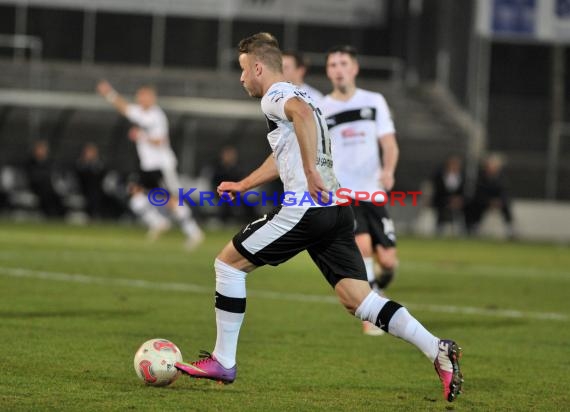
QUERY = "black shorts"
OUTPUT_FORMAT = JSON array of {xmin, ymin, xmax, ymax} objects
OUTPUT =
[
  {"xmin": 233, "ymin": 205, "xmax": 366, "ymax": 287},
  {"xmin": 138, "ymin": 170, "xmax": 163, "ymax": 191},
  {"xmin": 352, "ymin": 201, "xmax": 397, "ymax": 248}
]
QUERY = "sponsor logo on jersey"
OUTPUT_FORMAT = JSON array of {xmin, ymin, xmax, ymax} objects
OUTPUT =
[
  {"xmin": 268, "ymin": 89, "xmax": 284, "ymax": 103},
  {"xmin": 360, "ymin": 107, "xmax": 373, "ymax": 119},
  {"xmin": 341, "ymin": 127, "xmax": 366, "ymax": 138}
]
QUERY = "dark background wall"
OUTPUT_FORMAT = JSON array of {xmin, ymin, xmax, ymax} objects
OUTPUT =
[{"xmin": 0, "ymin": 0, "xmax": 567, "ymax": 198}]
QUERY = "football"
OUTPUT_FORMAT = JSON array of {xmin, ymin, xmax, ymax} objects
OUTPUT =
[{"xmin": 133, "ymin": 338, "xmax": 183, "ymax": 386}]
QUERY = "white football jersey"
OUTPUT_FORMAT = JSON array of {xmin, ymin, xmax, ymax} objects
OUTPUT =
[
  {"xmin": 320, "ymin": 89, "xmax": 395, "ymax": 197},
  {"xmin": 125, "ymin": 104, "xmax": 177, "ymax": 171},
  {"xmin": 300, "ymin": 83, "xmax": 324, "ymax": 104},
  {"xmin": 261, "ymin": 82, "xmax": 339, "ymax": 207}
]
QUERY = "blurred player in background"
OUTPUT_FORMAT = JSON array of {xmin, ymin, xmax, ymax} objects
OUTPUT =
[
  {"xmin": 431, "ymin": 155, "xmax": 466, "ymax": 236},
  {"xmin": 97, "ymin": 81, "xmax": 204, "ymax": 249},
  {"xmin": 174, "ymin": 32, "xmax": 463, "ymax": 403},
  {"xmin": 320, "ymin": 45, "xmax": 399, "ymax": 336},
  {"xmin": 76, "ymin": 142, "xmax": 106, "ymax": 220},
  {"xmin": 26, "ymin": 140, "xmax": 66, "ymax": 218},
  {"xmin": 465, "ymin": 153, "xmax": 514, "ymax": 239},
  {"xmin": 282, "ymin": 50, "xmax": 324, "ymax": 103}
]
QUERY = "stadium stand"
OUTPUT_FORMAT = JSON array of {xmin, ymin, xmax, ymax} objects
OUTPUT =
[{"xmin": 0, "ymin": 59, "xmax": 470, "ymax": 219}]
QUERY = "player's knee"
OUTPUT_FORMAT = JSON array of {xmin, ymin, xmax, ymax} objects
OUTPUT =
[
  {"xmin": 338, "ymin": 293, "xmax": 365, "ymax": 315},
  {"xmin": 378, "ymin": 256, "xmax": 396, "ymax": 270},
  {"xmin": 341, "ymin": 299, "xmax": 359, "ymax": 315},
  {"xmin": 377, "ymin": 249, "xmax": 397, "ymax": 270},
  {"xmin": 214, "ymin": 251, "xmax": 235, "ymax": 268},
  {"xmin": 357, "ymin": 245, "xmax": 373, "ymax": 258},
  {"xmin": 335, "ymin": 278, "xmax": 371, "ymax": 315},
  {"xmin": 214, "ymin": 258, "xmax": 245, "ymax": 278},
  {"xmin": 355, "ymin": 236, "xmax": 373, "ymax": 257},
  {"xmin": 216, "ymin": 242, "xmax": 257, "ymax": 273}
]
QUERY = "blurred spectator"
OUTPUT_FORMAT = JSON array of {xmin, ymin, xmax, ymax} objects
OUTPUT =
[
  {"xmin": 0, "ymin": 188, "xmax": 7, "ymax": 212},
  {"xmin": 282, "ymin": 50, "xmax": 324, "ymax": 103},
  {"xmin": 212, "ymin": 146, "xmax": 254, "ymax": 223},
  {"xmin": 0, "ymin": 168, "xmax": 8, "ymax": 212},
  {"xmin": 465, "ymin": 154, "xmax": 515, "ymax": 238},
  {"xmin": 431, "ymin": 155, "xmax": 466, "ymax": 235},
  {"xmin": 76, "ymin": 143, "xmax": 106, "ymax": 219},
  {"xmin": 26, "ymin": 140, "xmax": 66, "ymax": 218}
]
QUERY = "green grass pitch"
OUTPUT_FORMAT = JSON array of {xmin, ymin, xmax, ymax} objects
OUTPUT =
[{"xmin": 0, "ymin": 220, "xmax": 569, "ymax": 411}]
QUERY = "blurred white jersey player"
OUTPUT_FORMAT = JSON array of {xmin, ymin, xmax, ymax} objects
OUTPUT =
[
  {"xmin": 282, "ymin": 50, "xmax": 324, "ymax": 103},
  {"xmin": 320, "ymin": 45, "xmax": 400, "ymax": 335},
  {"xmin": 97, "ymin": 81, "xmax": 203, "ymax": 249}
]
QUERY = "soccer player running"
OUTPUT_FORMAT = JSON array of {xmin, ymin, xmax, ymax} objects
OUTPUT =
[
  {"xmin": 320, "ymin": 45, "xmax": 399, "ymax": 336},
  {"xmin": 282, "ymin": 50, "xmax": 324, "ymax": 103},
  {"xmin": 175, "ymin": 33, "xmax": 463, "ymax": 403},
  {"xmin": 97, "ymin": 81, "xmax": 204, "ymax": 249}
]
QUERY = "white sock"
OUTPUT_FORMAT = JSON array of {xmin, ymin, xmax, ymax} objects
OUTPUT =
[
  {"xmin": 388, "ymin": 307, "xmax": 440, "ymax": 362},
  {"xmin": 212, "ymin": 258, "xmax": 247, "ymax": 369},
  {"xmin": 355, "ymin": 291, "xmax": 439, "ymax": 362},
  {"xmin": 172, "ymin": 204, "xmax": 202, "ymax": 238},
  {"xmin": 355, "ymin": 290, "xmax": 384, "ymax": 323},
  {"xmin": 129, "ymin": 193, "xmax": 169, "ymax": 229},
  {"xmin": 213, "ymin": 310, "xmax": 243, "ymax": 368},
  {"xmin": 363, "ymin": 257, "xmax": 380, "ymax": 293},
  {"xmin": 182, "ymin": 220, "xmax": 202, "ymax": 239}
]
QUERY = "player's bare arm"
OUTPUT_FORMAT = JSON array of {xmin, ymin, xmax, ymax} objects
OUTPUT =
[
  {"xmin": 217, "ymin": 154, "xmax": 278, "ymax": 199},
  {"xmin": 285, "ymin": 97, "xmax": 329, "ymax": 202},
  {"xmin": 96, "ymin": 80, "xmax": 129, "ymax": 115},
  {"xmin": 379, "ymin": 133, "xmax": 399, "ymax": 191}
]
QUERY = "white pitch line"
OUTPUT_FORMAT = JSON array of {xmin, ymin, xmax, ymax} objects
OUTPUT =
[
  {"xmin": 0, "ymin": 266, "xmax": 567, "ymax": 322},
  {"xmin": 2, "ymin": 248, "xmax": 569, "ymax": 281}
]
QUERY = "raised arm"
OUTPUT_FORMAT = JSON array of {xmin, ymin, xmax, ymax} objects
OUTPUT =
[
  {"xmin": 284, "ymin": 97, "xmax": 328, "ymax": 201},
  {"xmin": 97, "ymin": 80, "xmax": 129, "ymax": 116}
]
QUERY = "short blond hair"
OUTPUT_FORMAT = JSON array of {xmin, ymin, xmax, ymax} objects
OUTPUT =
[{"xmin": 237, "ymin": 32, "xmax": 282, "ymax": 73}]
